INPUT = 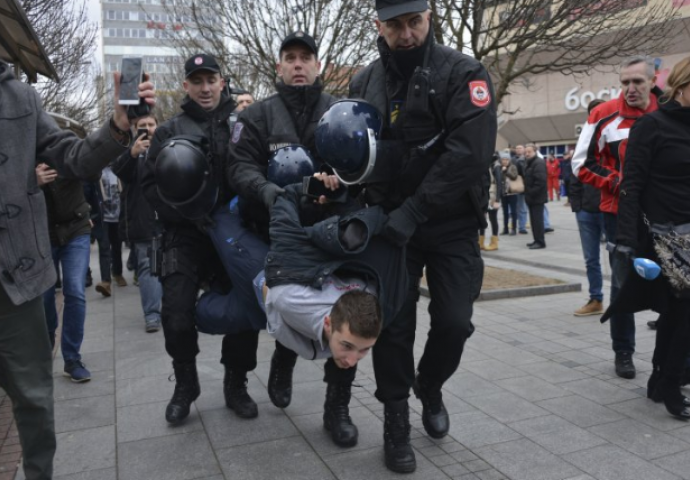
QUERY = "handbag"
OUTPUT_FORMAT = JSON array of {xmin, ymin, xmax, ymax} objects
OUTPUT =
[
  {"xmin": 506, "ymin": 175, "xmax": 524, "ymax": 195},
  {"xmin": 645, "ymin": 214, "xmax": 690, "ymax": 292}
]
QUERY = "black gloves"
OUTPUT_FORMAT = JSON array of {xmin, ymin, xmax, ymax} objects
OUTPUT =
[
  {"xmin": 383, "ymin": 198, "xmax": 428, "ymax": 247},
  {"xmin": 258, "ymin": 182, "xmax": 285, "ymax": 210}
]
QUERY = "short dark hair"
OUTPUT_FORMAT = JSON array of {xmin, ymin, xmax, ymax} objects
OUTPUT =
[
  {"xmin": 135, "ymin": 115, "xmax": 158, "ymax": 127},
  {"xmin": 330, "ymin": 290, "xmax": 381, "ymax": 339},
  {"xmin": 587, "ymin": 98, "xmax": 605, "ymax": 114}
]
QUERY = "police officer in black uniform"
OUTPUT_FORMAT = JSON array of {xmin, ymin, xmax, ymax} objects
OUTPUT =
[
  {"xmin": 141, "ymin": 54, "xmax": 260, "ymax": 425},
  {"xmin": 349, "ymin": 0, "xmax": 497, "ymax": 472},
  {"xmin": 228, "ymin": 33, "xmax": 362, "ymax": 448}
]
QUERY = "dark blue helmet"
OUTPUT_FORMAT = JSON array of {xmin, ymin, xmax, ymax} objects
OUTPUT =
[
  {"xmin": 315, "ymin": 99, "xmax": 383, "ymax": 185},
  {"xmin": 267, "ymin": 145, "xmax": 315, "ymax": 187},
  {"xmin": 155, "ymin": 136, "xmax": 218, "ymax": 220}
]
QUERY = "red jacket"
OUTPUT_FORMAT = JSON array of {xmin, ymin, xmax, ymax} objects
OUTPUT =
[
  {"xmin": 546, "ymin": 159, "xmax": 560, "ymax": 178},
  {"xmin": 572, "ymin": 89, "xmax": 660, "ymax": 214}
]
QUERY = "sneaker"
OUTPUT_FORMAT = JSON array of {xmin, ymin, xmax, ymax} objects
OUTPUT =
[
  {"xmin": 614, "ymin": 352, "xmax": 636, "ymax": 379},
  {"xmin": 145, "ymin": 319, "xmax": 161, "ymax": 333},
  {"xmin": 113, "ymin": 275, "xmax": 128, "ymax": 287},
  {"xmin": 573, "ymin": 299, "xmax": 604, "ymax": 316},
  {"xmin": 64, "ymin": 360, "xmax": 91, "ymax": 383}
]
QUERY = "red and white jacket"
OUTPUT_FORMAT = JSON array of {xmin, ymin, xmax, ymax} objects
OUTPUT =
[{"xmin": 572, "ymin": 89, "xmax": 660, "ymax": 214}]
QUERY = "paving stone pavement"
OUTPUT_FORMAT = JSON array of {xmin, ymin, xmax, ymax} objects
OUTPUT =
[{"xmin": 15, "ymin": 200, "xmax": 690, "ymax": 480}]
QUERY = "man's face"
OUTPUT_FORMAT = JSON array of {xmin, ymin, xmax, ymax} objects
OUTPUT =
[
  {"xmin": 277, "ymin": 45, "xmax": 321, "ymax": 86},
  {"xmin": 236, "ymin": 93, "xmax": 254, "ymax": 112},
  {"xmin": 183, "ymin": 71, "xmax": 225, "ymax": 111},
  {"xmin": 620, "ymin": 62, "xmax": 656, "ymax": 110},
  {"xmin": 515, "ymin": 145, "xmax": 525, "ymax": 156},
  {"xmin": 135, "ymin": 116, "xmax": 157, "ymax": 137},
  {"xmin": 376, "ymin": 10, "xmax": 430, "ymax": 51},
  {"xmin": 525, "ymin": 147, "xmax": 536, "ymax": 159},
  {"xmin": 325, "ymin": 318, "xmax": 377, "ymax": 369}
]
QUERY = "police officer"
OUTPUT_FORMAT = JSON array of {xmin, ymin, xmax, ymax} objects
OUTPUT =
[
  {"xmin": 141, "ymin": 54, "xmax": 260, "ymax": 425},
  {"xmin": 349, "ymin": 0, "xmax": 497, "ymax": 472},
  {"xmin": 228, "ymin": 33, "xmax": 364, "ymax": 448}
]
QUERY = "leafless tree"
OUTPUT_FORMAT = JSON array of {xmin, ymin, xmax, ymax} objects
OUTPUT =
[
  {"xmin": 20, "ymin": 0, "xmax": 100, "ymax": 129},
  {"xmin": 430, "ymin": 0, "xmax": 681, "ymax": 112},
  {"xmin": 160, "ymin": 0, "xmax": 378, "ymax": 98}
]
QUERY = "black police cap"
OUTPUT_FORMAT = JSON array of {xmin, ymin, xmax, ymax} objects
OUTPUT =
[
  {"xmin": 184, "ymin": 53, "xmax": 221, "ymax": 78},
  {"xmin": 279, "ymin": 31, "xmax": 318, "ymax": 57},
  {"xmin": 375, "ymin": 0, "xmax": 429, "ymax": 22}
]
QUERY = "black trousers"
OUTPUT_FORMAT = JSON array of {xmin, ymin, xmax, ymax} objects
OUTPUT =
[
  {"xmin": 373, "ymin": 221, "xmax": 483, "ymax": 402},
  {"xmin": 160, "ymin": 227, "xmax": 259, "ymax": 370},
  {"xmin": 653, "ymin": 299, "xmax": 690, "ymax": 381},
  {"xmin": 528, "ymin": 203, "xmax": 545, "ymax": 245},
  {"xmin": 106, "ymin": 221, "xmax": 123, "ymax": 276}
]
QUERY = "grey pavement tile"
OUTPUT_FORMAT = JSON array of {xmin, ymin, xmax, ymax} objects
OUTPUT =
[
  {"xmin": 553, "ymin": 337, "xmax": 594, "ymax": 350},
  {"xmin": 475, "ymin": 469, "xmax": 509, "ymax": 480},
  {"xmin": 118, "ymin": 431, "xmax": 221, "ymax": 480},
  {"xmin": 588, "ymin": 419, "xmax": 690, "ymax": 460},
  {"xmin": 560, "ymin": 377, "xmax": 641, "ymax": 405},
  {"xmin": 557, "ymin": 349, "xmax": 607, "ymax": 366},
  {"xmin": 443, "ymin": 371, "xmax": 505, "ymax": 399},
  {"xmin": 53, "ymin": 426, "xmax": 116, "ymax": 477},
  {"xmin": 536, "ymin": 395, "xmax": 624, "ymax": 428},
  {"xmin": 217, "ymin": 437, "xmax": 335, "ymax": 480},
  {"xmin": 281, "ymin": 380, "xmax": 329, "ymax": 417},
  {"xmin": 116, "ymin": 400, "xmax": 204, "ymax": 443},
  {"xmin": 564, "ymin": 444, "xmax": 681, "ymax": 480},
  {"xmin": 411, "ymin": 390, "xmax": 476, "ymax": 417},
  {"xmin": 115, "ymin": 353, "xmax": 173, "ymax": 380},
  {"xmin": 461, "ymin": 359, "xmax": 528, "ymax": 381},
  {"xmin": 494, "ymin": 376, "xmax": 569, "ymax": 402},
  {"xmin": 474, "ymin": 438, "xmax": 583, "ymax": 480},
  {"xmin": 529, "ymin": 341, "xmax": 574, "ymax": 354},
  {"xmin": 201, "ymin": 404, "xmax": 299, "ymax": 449},
  {"xmin": 54, "ymin": 395, "xmax": 115, "ymax": 434},
  {"xmin": 517, "ymin": 361, "xmax": 590, "ymax": 384},
  {"xmin": 463, "ymin": 391, "xmax": 549, "ymax": 423},
  {"xmin": 609, "ymin": 397, "xmax": 690, "ymax": 432},
  {"xmin": 77, "ymin": 337, "xmax": 114, "ymax": 356},
  {"xmin": 53, "ymin": 374, "xmax": 115, "ymax": 401},
  {"xmin": 116, "ymin": 374, "xmax": 176, "ymax": 407},
  {"xmin": 53, "ymin": 351, "xmax": 114, "ymax": 376},
  {"xmin": 447, "ymin": 411, "xmax": 523, "ymax": 449},
  {"xmin": 442, "ymin": 463, "xmax": 471, "ymax": 477},
  {"xmin": 428, "ymin": 453, "xmax": 457, "ymax": 467},
  {"xmin": 291, "ymin": 405, "xmax": 382, "ymax": 456},
  {"xmin": 458, "ymin": 348, "xmax": 492, "ymax": 364},
  {"xmin": 653, "ymin": 450, "xmax": 690, "ymax": 480},
  {"xmin": 508, "ymin": 415, "xmax": 608, "ymax": 455},
  {"xmin": 254, "ymin": 356, "xmax": 325, "ymax": 386},
  {"xmin": 485, "ymin": 347, "xmax": 547, "ymax": 366},
  {"xmin": 463, "ymin": 459, "xmax": 491, "ymax": 472},
  {"xmin": 54, "ymin": 468, "xmax": 116, "ymax": 480},
  {"xmin": 323, "ymin": 445, "xmax": 449, "ymax": 480}
]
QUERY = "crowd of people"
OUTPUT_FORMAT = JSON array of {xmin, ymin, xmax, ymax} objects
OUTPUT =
[{"xmin": 2, "ymin": 0, "xmax": 690, "ymax": 478}]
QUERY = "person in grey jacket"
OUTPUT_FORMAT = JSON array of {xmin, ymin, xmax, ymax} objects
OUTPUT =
[{"xmin": 0, "ymin": 59, "xmax": 154, "ymax": 480}]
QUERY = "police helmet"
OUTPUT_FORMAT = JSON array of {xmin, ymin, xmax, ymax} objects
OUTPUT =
[
  {"xmin": 315, "ymin": 100, "xmax": 383, "ymax": 185},
  {"xmin": 267, "ymin": 145, "xmax": 315, "ymax": 187},
  {"xmin": 155, "ymin": 136, "xmax": 218, "ymax": 220}
]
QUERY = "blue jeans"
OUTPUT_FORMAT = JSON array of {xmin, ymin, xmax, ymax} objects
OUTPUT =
[
  {"xmin": 544, "ymin": 205, "xmax": 551, "ymax": 229},
  {"xmin": 517, "ymin": 194, "xmax": 527, "ymax": 231},
  {"xmin": 195, "ymin": 201, "xmax": 268, "ymax": 334},
  {"xmin": 576, "ymin": 210, "xmax": 605, "ymax": 302},
  {"xmin": 43, "ymin": 234, "xmax": 90, "ymax": 363},
  {"xmin": 133, "ymin": 242, "xmax": 162, "ymax": 325},
  {"xmin": 603, "ymin": 213, "xmax": 635, "ymax": 353}
]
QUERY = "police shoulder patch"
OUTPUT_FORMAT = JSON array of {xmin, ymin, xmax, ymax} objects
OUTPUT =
[
  {"xmin": 469, "ymin": 80, "xmax": 491, "ymax": 108},
  {"xmin": 231, "ymin": 122, "xmax": 244, "ymax": 143}
]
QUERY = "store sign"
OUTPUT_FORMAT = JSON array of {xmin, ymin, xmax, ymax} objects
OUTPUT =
[{"xmin": 565, "ymin": 87, "xmax": 621, "ymax": 111}]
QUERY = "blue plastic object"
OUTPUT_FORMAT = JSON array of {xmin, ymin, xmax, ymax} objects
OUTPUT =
[{"xmin": 633, "ymin": 257, "xmax": 661, "ymax": 280}]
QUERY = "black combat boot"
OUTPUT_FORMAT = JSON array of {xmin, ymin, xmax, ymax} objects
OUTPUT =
[
  {"xmin": 383, "ymin": 399, "xmax": 416, "ymax": 473},
  {"xmin": 323, "ymin": 382, "xmax": 358, "ymax": 447},
  {"xmin": 413, "ymin": 373, "xmax": 449, "ymax": 439},
  {"xmin": 165, "ymin": 361, "xmax": 201, "ymax": 425},
  {"xmin": 268, "ymin": 347, "xmax": 297, "ymax": 408},
  {"xmin": 224, "ymin": 368, "xmax": 258, "ymax": 419}
]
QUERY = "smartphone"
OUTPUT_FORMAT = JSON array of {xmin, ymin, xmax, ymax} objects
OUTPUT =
[
  {"xmin": 136, "ymin": 128, "xmax": 149, "ymax": 140},
  {"xmin": 119, "ymin": 56, "xmax": 144, "ymax": 105},
  {"xmin": 302, "ymin": 176, "xmax": 348, "ymax": 203}
]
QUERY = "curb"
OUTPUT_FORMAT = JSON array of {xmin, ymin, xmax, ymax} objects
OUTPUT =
[{"xmin": 420, "ymin": 281, "xmax": 581, "ymax": 302}]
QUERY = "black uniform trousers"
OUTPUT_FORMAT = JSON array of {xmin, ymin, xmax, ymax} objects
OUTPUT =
[
  {"xmin": 528, "ymin": 203, "xmax": 546, "ymax": 246},
  {"xmin": 653, "ymin": 298, "xmax": 690, "ymax": 381},
  {"xmin": 161, "ymin": 226, "xmax": 259, "ymax": 371},
  {"xmin": 373, "ymin": 220, "xmax": 483, "ymax": 402}
]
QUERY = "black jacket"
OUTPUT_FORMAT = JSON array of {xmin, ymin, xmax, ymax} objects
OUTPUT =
[
  {"xmin": 43, "ymin": 178, "xmax": 91, "ymax": 247},
  {"xmin": 524, "ymin": 155, "xmax": 547, "ymax": 206},
  {"xmin": 141, "ymin": 95, "xmax": 237, "ymax": 228},
  {"xmin": 111, "ymin": 149, "xmax": 157, "ymax": 243},
  {"xmin": 349, "ymin": 35, "xmax": 497, "ymax": 224},
  {"xmin": 227, "ymin": 81, "xmax": 336, "ymax": 237},
  {"xmin": 569, "ymin": 176, "xmax": 601, "ymax": 214},
  {"xmin": 265, "ymin": 184, "xmax": 407, "ymax": 326}
]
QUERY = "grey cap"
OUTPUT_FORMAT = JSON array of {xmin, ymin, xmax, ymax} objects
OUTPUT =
[{"xmin": 499, "ymin": 149, "xmax": 512, "ymax": 159}]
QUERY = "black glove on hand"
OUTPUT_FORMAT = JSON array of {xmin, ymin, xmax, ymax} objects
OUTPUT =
[
  {"xmin": 383, "ymin": 198, "xmax": 428, "ymax": 247},
  {"xmin": 258, "ymin": 183, "xmax": 285, "ymax": 210},
  {"xmin": 613, "ymin": 244, "xmax": 636, "ymax": 280}
]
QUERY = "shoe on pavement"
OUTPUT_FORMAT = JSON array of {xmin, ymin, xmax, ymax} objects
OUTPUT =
[
  {"xmin": 95, "ymin": 281, "xmax": 112, "ymax": 297},
  {"xmin": 412, "ymin": 375, "xmax": 449, "ymax": 439},
  {"xmin": 519, "ymin": 230, "xmax": 528, "ymax": 234},
  {"xmin": 615, "ymin": 352, "xmax": 636, "ymax": 379},
  {"xmin": 268, "ymin": 347, "xmax": 297, "ymax": 408},
  {"xmin": 574, "ymin": 299, "xmax": 604, "ymax": 317},
  {"xmin": 383, "ymin": 399, "xmax": 416, "ymax": 473},
  {"xmin": 528, "ymin": 243, "xmax": 546, "ymax": 249},
  {"xmin": 545, "ymin": 227, "xmax": 555, "ymax": 233},
  {"xmin": 224, "ymin": 368, "xmax": 258, "ymax": 419},
  {"xmin": 145, "ymin": 319, "xmax": 161, "ymax": 333},
  {"xmin": 323, "ymin": 382, "xmax": 358, "ymax": 447},
  {"xmin": 64, "ymin": 360, "xmax": 91, "ymax": 383},
  {"xmin": 113, "ymin": 275, "xmax": 128, "ymax": 287}
]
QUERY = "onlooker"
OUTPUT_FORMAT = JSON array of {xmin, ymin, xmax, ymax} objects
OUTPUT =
[
  {"xmin": 112, "ymin": 114, "xmax": 162, "ymax": 332},
  {"xmin": 499, "ymin": 151, "xmax": 519, "ymax": 236},
  {"xmin": 560, "ymin": 150, "xmax": 573, "ymax": 206},
  {"xmin": 100, "ymin": 166, "xmax": 127, "ymax": 287},
  {"xmin": 83, "ymin": 181, "xmax": 112, "ymax": 296},
  {"xmin": 235, "ymin": 92, "xmax": 254, "ymax": 112},
  {"xmin": 512, "ymin": 144, "xmax": 528, "ymax": 234},
  {"xmin": 524, "ymin": 144, "xmax": 547, "ymax": 249},
  {"xmin": 480, "ymin": 154, "xmax": 500, "ymax": 251},
  {"xmin": 546, "ymin": 154, "xmax": 561, "ymax": 201}
]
